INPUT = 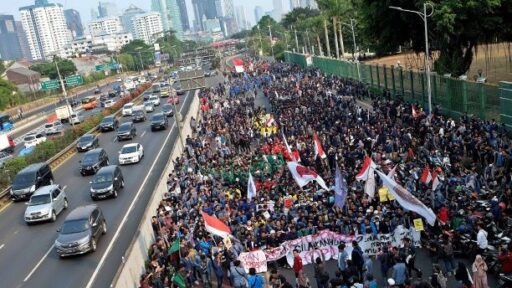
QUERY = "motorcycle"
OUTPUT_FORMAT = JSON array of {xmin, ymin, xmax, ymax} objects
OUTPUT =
[{"xmin": 498, "ymin": 273, "xmax": 512, "ymax": 288}]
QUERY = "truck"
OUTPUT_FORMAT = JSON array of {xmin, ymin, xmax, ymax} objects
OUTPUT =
[
  {"xmin": 0, "ymin": 134, "xmax": 15, "ymax": 153},
  {"xmin": 55, "ymin": 105, "xmax": 73, "ymax": 122}
]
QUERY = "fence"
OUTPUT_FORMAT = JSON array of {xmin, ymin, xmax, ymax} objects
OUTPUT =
[{"xmin": 285, "ymin": 52, "xmax": 510, "ymax": 128}]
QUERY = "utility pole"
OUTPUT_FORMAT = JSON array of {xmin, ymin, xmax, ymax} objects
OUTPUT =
[
  {"xmin": 305, "ymin": 29, "xmax": 312, "ymax": 55},
  {"xmin": 342, "ymin": 19, "xmax": 360, "ymax": 80},
  {"xmin": 333, "ymin": 17, "xmax": 339, "ymax": 59},
  {"xmin": 323, "ymin": 18, "xmax": 331, "ymax": 57},
  {"xmin": 268, "ymin": 25, "xmax": 274, "ymax": 58},
  {"xmin": 293, "ymin": 26, "xmax": 299, "ymax": 52},
  {"xmin": 339, "ymin": 22, "xmax": 345, "ymax": 58},
  {"xmin": 54, "ymin": 57, "xmax": 74, "ymax": 128}
]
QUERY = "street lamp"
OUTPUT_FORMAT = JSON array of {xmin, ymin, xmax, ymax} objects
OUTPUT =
[
  {"xmin": 342, "ymin": 19, "xmax": 360, "ymax": 81},
  {"xmin": 390, "ymin": 3, "xmax": 434, "ymax": 115},
  {"xmin": 268, "ymin": 25, "xmax": 275, "ymax": 58},
  {"xmin": 53, "ymin": 56, "xmax": 74, "ymax": 128}
]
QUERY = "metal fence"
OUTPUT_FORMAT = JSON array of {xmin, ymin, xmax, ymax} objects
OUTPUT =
[{"xmin": 285, "ymin": 52, "xmax": 509, "ymax": 127}]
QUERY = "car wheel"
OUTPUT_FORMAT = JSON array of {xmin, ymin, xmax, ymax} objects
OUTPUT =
[
  {"xmin": 91, "ymin": 195, "xmax": 97, "ymax": 201},
  {"xmin": 90, "ymin": 238, "xmax": 97, "ymax": 252},
  {"xmin": 102, "ymin": 221, "xmax": 107, "ymax": 235},
  {"xmin": 112, "ymin": 189, "xmax": 118, "ymax": 198},
  {"xmin": 50, "ymin": 210, "xmax": 57, "ymax": 222},
  {"xmin": 63, "ymin": 198, "xmax": 68, "ymax": 209}
]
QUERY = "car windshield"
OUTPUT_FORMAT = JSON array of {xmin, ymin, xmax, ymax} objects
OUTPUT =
[
  {"xmin": 44, "ymin": 124, "xmax": 53, "ymax": 128},
  {"xmin": 124, "ymin": 104, "xmax": 133, "ymax": 109},
  {"xmin": 134, "ymin": 110, "xmax": 143, "ymax": 115},
  {"xmin": 24, "ymin": 136, "xmax": 35, "ymax": 141},
  {"xmin": 29, "ymin": 194, "xmax": 51, "ymax": 206},
  {"xmin": 163, "ymin": 104, "xmax": 171, "ymax": 111},
  {"xmin": 80, "ymin": 135, "xmax": 94, "ymax": 142},
  {"xmin": 82, "ymin": 154, "xmax": 98, "ymax": 165},
  {"xmin": 118, "ymin": 124, "xmax": 131, "ymax": 132},
  {"xmin": 13, "ymin": 173, "xmax": 35, "ymax": 186},
  {"xmin": 152, "ymin": 115, "xmax": 164, "ymax": 121},
  {"xmin": 121, "ymin": 146, "xmax": 137, "ymax": 154},
  {"xmin": 60, "ymin": 219, "xmax": 89, "ymax": 234},
  {"xmin": 92, "ymin": 173, "xmax": 113, "ymax": 184},
  {"xmin": 102, "ymin": 117, "xmax": 113, "ymax": 124}
]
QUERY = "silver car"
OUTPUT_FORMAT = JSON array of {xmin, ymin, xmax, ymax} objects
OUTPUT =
[
  {"xmin": 24, "ymin": 185, "xmax": 68, "ymax": 224},
  {"xmin": 44, "ymin": 121, "xmax": 63, "ymax": 135}
]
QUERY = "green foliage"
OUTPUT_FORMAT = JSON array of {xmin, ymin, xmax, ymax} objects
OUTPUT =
[
  {"xmin": 84, "ymin": 71, "xmax": 107, "ymax": 84},
  {"xmin": 117, "ymin": 53, "xmax": 137, "ymax": 71},
  {"xmin": 0, "ymin": 156, "xmax": 28, "ymax": 188},
  {"xmin": 30, "ymin": 58, "xmax": 77, "ymax": 79},
  {"xmin": 120, "ymin": 40, "xmax": 154, "ymax": 69},
  {"xmin": 0, "ymin": 78, "xmax": 26, "ymax": 110},
  {"xmin": 230, "ymin": 30, "xmax": 252, "ymax": 40},
  {"xmin": 211, "ymin": 57, "xmax": 221, "ymax": 69},
  {"xmin": 281, "ymin": 7, "xmax": 320, "ymax": 29}
]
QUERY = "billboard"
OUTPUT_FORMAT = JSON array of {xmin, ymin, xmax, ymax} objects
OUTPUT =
[{"xmin": 154, "ymin": 51, "xmax": 161, "ymax": 66}]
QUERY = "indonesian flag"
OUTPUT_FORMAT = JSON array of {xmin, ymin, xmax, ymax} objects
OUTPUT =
[
  {"xmin": 233, "ymin": 58, "xmax": 244, "ymax": 73},
  {"xmin": 420, "ymin": 166, "xmax": 432, "ymax": 184},
  {"xmin": 432, "ymin": 171, "xmax": 440, "ymax": 191},
  {"xmin": 266, "ymin": 115, "xmax": 276, "ymax": 127},
  {"xmin": 287, "ymin": 162, "xmax": 329, "ymax": 190},
  {"xmin": 294, "ymin": 143, "xmax": 302, "ymax": 162},
  {"xmin": 247, "ymin": 173, "xmax": 257, "ymax": 201},
  {"xmin": 201, "ymin": 212, "xmax": 232, "ymax": 238},
  {"xmin": 376, "ymin": 170, "xmax": 436, "ymax": 226},
  {"xmin": 313, "ymin": 133, "xmax": 326, "ymax": 159},
  {"xmin": 356, "ymin": 156, "xmax": 376, "ymax": 181},
  {"xmin": 282, "ymin": 133, "xmax": 296, "ymax": 162},
  {"xmin": 412, "ymin": 105, "xmax": 419, "ymax": 118}
]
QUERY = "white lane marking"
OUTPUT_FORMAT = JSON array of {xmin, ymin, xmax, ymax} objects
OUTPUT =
[
  {"xmin": 62, "ymin": 185, "xmax": 67, "ymax": 190},
  {"xmin": 140, "ymin": 131, "xmax": 146, "ymax": 138},
  {"xmin": 23, "ymin": 244, "xmax": 55, "ymax": 282},
  {"xmin": 86, "ymin": 91, "xmax": 191, "ymax": 288},
  {"xmin": 113, "ymin": 137, "xmax": 117, "ymax": 143},
  {"xmin": 0, "ymin": 244, "xmax": 5, "ymax": 250}
]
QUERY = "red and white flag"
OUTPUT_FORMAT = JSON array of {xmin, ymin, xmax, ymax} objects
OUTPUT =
[
  {"xmin": 202, "ymin": 212, "xmax": 232, "ymax": 238},
  {"xmin": 294, "ymin": 143, "xmax": 302, "ymax": 162},
  {"xmin": 313, "ymin": 132, "xmax": 326, "ymax": 159},
  {"xmin": 376, "ymin": 170, "xmax": 436, "ymax": 226},
  {"xmin": 412, "ymin": 105, "xmax": 419, "ymax": 118},
  {"xmin": 420, "ymin": 166, "xmax": 432, "ymax": 184},
  {"xmin": 432, "ymin": 171, "xmax": 440, "ymax": 191},
  {"xmin": 282, "ymin": 133, "xmax": 296, "ymax": 162},
  {"xmin": 233, "ymin": 58, "xmax": 245, "ymax": 73},
  {"xmin": 287, "ymin": 162, "xmax": 329, "ymax": 190},
  {"xmin": 356, "ymin": 156, "xmax": 376, "ymax": 181}
]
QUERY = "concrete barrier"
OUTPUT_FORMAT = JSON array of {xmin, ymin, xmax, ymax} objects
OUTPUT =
[{"xmin": 112, "ymin": 91, "xmax": 201, "ymax": 288}]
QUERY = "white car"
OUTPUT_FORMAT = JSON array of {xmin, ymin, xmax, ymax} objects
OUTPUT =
[
  {"xmin": 44, "ymin": 121, "xmax": 63, "ymax": 135},
  {"xmin": 144, "ymin": 101, "xmax": 154, "ymax": 112},
  {"xmin": 24, "ymin": 185, "xmax": 68, "ymax": 223},
  {"xmin": 118, "ymin": 143, "xmax": 144, "ymax": 165},
  {"xmin": 70, "ymin": 113, "xmax": 82, "ymax": 124},
  {"xmin": 24, "ymin": 133, "xmax": 47, "ymax": 148},
  {"xmin": 122, "ymin": 103, "xmax": 134, "ymax": 116},
  {"xmin": 149, "ymin": 95, "xmax": 160, "ymax": 106},
  {"xmin": 104, "ymin": 99, "xmax": 114, "ymax": 108}
]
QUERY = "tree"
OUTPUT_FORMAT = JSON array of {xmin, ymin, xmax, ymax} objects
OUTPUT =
[
  {"xmin": 120, "ymin": 40, "xmax": 154, "ymax": 69},
  {"xmin": 0, "ymin": 78, "xmax": 25, "ymax": 110},
  {"xmin": 117, "ymin": 53, "xmax": 136, "ymax": 71},
  {"xmin": 281, "ymin": 7, "xmax": 320, "ymax": 29},
  {"xmin": 230, "ymin": 30, "xmax": 252, "ymax": 40},
  {"xmin": 30, "ymin": 58, "xmax": 77, "ymax": 79}
]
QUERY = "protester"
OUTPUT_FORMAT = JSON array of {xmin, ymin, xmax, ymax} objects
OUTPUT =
[
  {"xmin": 230, "ymin": 260, "xmax": 247, "ymax": 288},
  {"xmin": 472, "ymin": 255, "xmax": 489, "ymax": 288},
  {"xmin": 454, "ymin": 261, "xmax": 473, "ymax": 288},
  {"xmin": 247, "ymin": 267, "xmax": 265, "ymax": 288}
]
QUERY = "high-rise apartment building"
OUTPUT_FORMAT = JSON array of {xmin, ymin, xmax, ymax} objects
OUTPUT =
[
  {"xmin": 299, "ymin": 0, "xmax": 318, "ymax": 9},
  {"xmin": 19, "ymin": 2, "xmax": 71, "ymax": 60},
  {"xmin": 234, "ymin": 6, "xmax": 249, "ymax": 32},
  {"xmin": 176, "ymin": 0, "xmax": 190, "ymax": 32},
  {"xmin": 290, "ymin": 0, "xmax": 300, "ymax": 10},
  {"xmin": 272, "ymin": 0, "xmax": 284, "ymax": 22},
  {"xmin": 120, "ymin": 5, "xmax": 146, "ymax": 36},
  {"xmin": 89, "ymin": 17, "xmax": 123, "ymax": 37},
  {"xmin": 254, "ymin": 6, "xmax": 264, "ymax": 24},
  {"xmin": 131, "ymin": 12, "xmax": 163, "ymax": 44},
  {"xmin": 0, "ymin": 15, "xmax": 23, "ymax": 60},
  {"xmin": 98, "ymin": 2, "xmax": 118, "ymax": 18},
  {"xmin": 64, "ymin": 9, "xmax": 84, "ymax": 39},
  {"xmin": 151, "ymin": 0, "xmax": 183, "ymax": 39},
  {"xmin": 15, "ymin": 21, "xmax": 31, "ymax": 59},
  {"xmin": 192, "ymin": 0, "xmax": 217, "ymax": 31}
]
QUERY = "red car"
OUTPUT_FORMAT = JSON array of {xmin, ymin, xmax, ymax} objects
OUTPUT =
[{"xmin": 167, "ymin": 96, "xmax": 179, "ymax": 105}]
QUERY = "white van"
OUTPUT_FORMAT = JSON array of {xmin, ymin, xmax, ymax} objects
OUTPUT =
[{"xmin": 70, "ymin": 112, "xmax": 82, "ymax": 124}]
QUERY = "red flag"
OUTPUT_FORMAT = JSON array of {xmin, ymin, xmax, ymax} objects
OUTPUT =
[
  {"xmin": 432, "ymin": 170, "xmax": 440, "ymax": 191},
  {"xmin": 420, "ymin": 166, "xmax": 432, "ymax": 184},
  {"xmin": 201, "ymin": 212, "xmax": 231, "ymax": 238},
  {"xmin": 287, "ymin": 162, "xmax": 329, "ymax": 190},
  {"xmin": 313, "ymin": 132, "xmax": 326, "ymax": 159},
  {"xmin": 356, "ymin": 156, "xmax": 375, "ymax": 181}
]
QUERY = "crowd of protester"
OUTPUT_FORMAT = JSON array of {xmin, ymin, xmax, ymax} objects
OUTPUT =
[{"xmin": 139, "ymin": 59, "xmax": 512, "ymax": 288}]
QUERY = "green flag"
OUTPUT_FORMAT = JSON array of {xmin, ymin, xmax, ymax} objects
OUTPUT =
[
  {"xmin": 169, "ymin": 238, "xmax": 180, "ymax": 254},
  {"xmin": 172, "ymin": 273, "xmax": 187, "ymax": 288}
]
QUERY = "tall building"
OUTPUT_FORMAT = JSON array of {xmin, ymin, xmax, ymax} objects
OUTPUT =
[
  {"xmin": 300, "ymin": 0, "xmax": 318, "ymax": 9},
  {"xmin": 64, "ymin": 9, "xmax": 84, "ymax": 39},
  {"xmin": 91, "ymin": 8, "xmax": 99, "ymax": 20},
  {"xmin": 16, "ymin": 21, "xmax": 31, "ymax": 59},
  {"xmin": 34, "ymin": 0, "xmax": 48, "ymax": 5},
  {"xmin": 192, "ymin": 0, "xmax": 217, "ymax": 31},
  {"xmin": 214, "ymin": 0, "xmax": 237, "ymax": 36},
  {"xmin": 254, "ymin": 6, "xmax": 264, "ymax": 24},
  {"xmin": 0, "ymin": 15, "xmax": 23, "ymax": 60},
  {"xmin": 19, "ymin": 2, "xmax": 71, "ymax": 60},
  {"xmin": 98, "ymin": 1, "xmax": 118, "ymax": 18},
  {"xmin": 120, "ymin": 5, "xmax": 146, "ymax": 36},
  {"xmin": 234, "ymin": 6, "xmax": 249, "ymax": 32},
  {"xmin": 151, "ymin": 0, "xmax": 183, "ymax": 39},
  {"xmin": 176, "ymin": 0, "xmax": 190, "ymax": 32},
  {"xmin": 131, "ymin": 12, "xmax": 163, "ymax": 44},
  {"xmin": 272, "ymin": 0, "xmax": 284, "ymax": 22},
  {"xmin": 89, "ymin": 17, "xmax": 123, "ymax": 37},
  {"xmin": 290, "ymin": 0, "xmax": 300, "ymax": 10}
]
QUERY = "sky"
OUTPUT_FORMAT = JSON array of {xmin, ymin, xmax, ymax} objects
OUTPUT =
[{"xmin": 0, "ymin": 0, "xmax": 281, "ymax": 30}]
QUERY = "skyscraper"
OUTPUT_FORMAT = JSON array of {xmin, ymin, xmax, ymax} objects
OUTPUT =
[
  {"xmin": 98, "ymin": 2, "xmax": 118, "ymax": 18},
  {"xmin": 0, "ymin": 15, "xmax": 23, "ymax": 60},
  {"xmin": 91, "ymin": 8, "xmax": 99, "ymax": 20},
  {"xmin": 120, "ymin": 5, "xmax": 146, "ymax": 36},
  {"xmin": 215, "ymin": 0, "xmax": 236, "ymax": 36},
  {"xmin": 176, "ymin": 0, "xmax": 190, "ymax": 32},
  {"xmin": 131, "ymin": 12, "xmax": 163, "ymax": 44},
  {"xmin": 192, "ymin": 0, "xmax": 217, "ymax": 31},
  {"xmin": 272, "ymin": 0, "xmax": 284, "ymax": 22},
  {"xmin": 64, "ymin": 9, "xmax": 84, "ymax": 39},
  {"xmin": 89, "ymin": 17, "xmax": 123, "ymax": 37},
  {"xmin": 151, "ymin": 0, "xmax": 183, "ymax": 39},
  {"xmin": 16, "ymin": 21, "xmax": 31, "ymax": 59},
  {"xmin": 290, "ymin": 0, "xmax": 300, "ymax": 10},
  {"xmin": 19, "ymin": 2, "xmax": 71, "ymax": 60},
  {"xmin": 34, "ymin": 0, "xmax": 48, "ymax": 6},
  {"xmin": 234, "ymin": 6, "xmax": 248, "ymax": 31},
  {"xmin": 254, "ymin": 6, "xmax": 264, "ymax": 23}
]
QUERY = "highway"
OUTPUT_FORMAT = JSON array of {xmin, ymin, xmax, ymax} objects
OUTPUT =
[{"xmin": 0, "ymin": 74, "xmax": 221, "ymax": 288}]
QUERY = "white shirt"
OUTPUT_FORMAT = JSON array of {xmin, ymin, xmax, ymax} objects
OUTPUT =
[{"xmin": 477, "ymin": 229, "xmax": 488, "ymax": 249}]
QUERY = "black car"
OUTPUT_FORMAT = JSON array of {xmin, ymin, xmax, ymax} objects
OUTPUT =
[
  {"xmin": 132, "ymin": 110, "xmax": 146, "ymax": 122},
  {"xmin": 99, "ymin": 115, "xmax": 118, "ymax": 132},
  {"xmin": 79, "ymin": 148, "xmax": 109, "ymax": 176},
  {"xmin": 116, "ymin": 122, "xmax": 136, "ymax": 141},
  {"xmin": 108, "ymin": 91, "xmax": 117, "ymax": 98},
  {"xmin": 89, "ymin": 165, "xmax": 124, "ymax": 200},
  {"xmin": 10, "ymin": 163, "xmax": 54, "ymax": 201},
  {"xmin": 76, "ymin": 134, "xmax": 99, "ymax": 152},
  {"xmin": 99, "ymin": 94, "xmax": 108, "ymax": 102},
  {"xmin": 161, "ymin": 104, "xmax": 174, "ymax": 117},
  {"xmin": 143, "ymin": 92, "xmax": 152, "ymax": 101},
  {"xmin": 176, "ymin": 88, "xmax": 185, "ymax": 95},
  {"xmin": 94, "ymin": 87, "xmax": 101, "ymax": 94},
  {"xmin": 150, "ymin": 113, "xmax": 169, "ymax": 131},
  {"xmin": 55, "ymin": 205, "xmax": 106, "ymax": 257}
]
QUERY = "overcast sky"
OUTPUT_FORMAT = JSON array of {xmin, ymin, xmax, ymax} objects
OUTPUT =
[{"xmin": 0, "ymin": 0, "xmax": 281, "ymax": 30}]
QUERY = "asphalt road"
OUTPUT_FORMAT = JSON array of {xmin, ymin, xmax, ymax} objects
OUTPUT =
[{"xmin": 0, "ymin": 74, "xmax": 222, "ymax": 288}]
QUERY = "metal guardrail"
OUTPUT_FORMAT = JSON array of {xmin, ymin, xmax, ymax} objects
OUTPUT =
[{"xmin": 0, "ymin": 80, "xmax": 154, "ymax": 201}]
